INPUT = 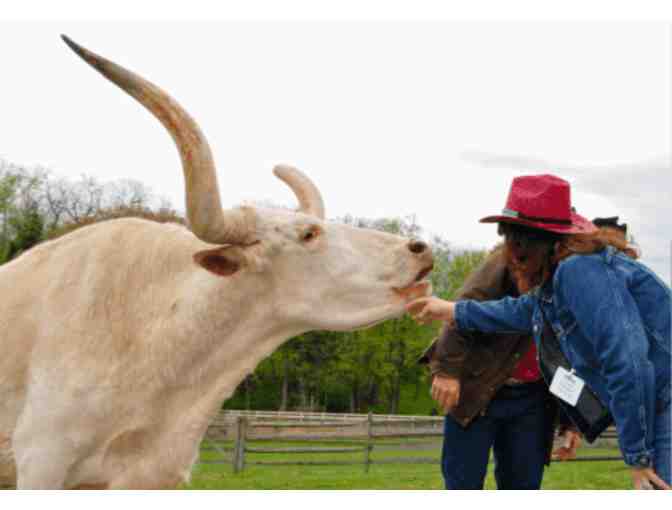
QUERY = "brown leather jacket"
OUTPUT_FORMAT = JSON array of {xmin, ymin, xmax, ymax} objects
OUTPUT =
[{"xmin": 419, "ymin": 247, "xmax": 545, "ymax": 427}]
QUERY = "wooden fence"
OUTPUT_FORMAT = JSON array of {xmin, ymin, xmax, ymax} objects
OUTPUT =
[{"xmin": 198, "ymin": 411, "xmax": 621, "ymax": 473}]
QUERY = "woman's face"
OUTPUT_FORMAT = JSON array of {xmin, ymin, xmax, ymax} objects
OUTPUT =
[{"xmin": 499, "ymin": 223, "xmax": 557, "ymax": 293}]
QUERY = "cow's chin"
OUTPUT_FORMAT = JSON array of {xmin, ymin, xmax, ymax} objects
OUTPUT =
[
  {"xmin": 316, "ymin": 280, "xmax": 433, "ymax": 332},
  {"xmin": 392, "ymin": 280, "xmax": 433, "ymax": 303}
]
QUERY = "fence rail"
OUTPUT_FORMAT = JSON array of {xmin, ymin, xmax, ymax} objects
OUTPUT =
[
  {"xmin": 199, "ymin": 411, "xmax": 621, "ymax": 473},
  {"xmin": 220, "ymin": 410, "xmax": 439, "ymax": 422}
]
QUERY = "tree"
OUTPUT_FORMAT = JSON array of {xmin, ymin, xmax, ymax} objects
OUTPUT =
[
  {"xmin": 0, "ymin": 164, "xmax": 46, "ymax": 263},
  {"xmin": 427, "ymin": 234, "xmax": 453, "ymax": 297},
  {"xmin": 0, "ymin": 172, "xmax": 20, "ymax": 263},
  {"xmin": 106, "ymin": 179, "xmax": 153, "ymax": 210},
  {"xmin": 6, "ymin": 205, "xmax": 44, "ymax": 260},
  {"xmin": 0, "ymin": 157, "xmax": 181, "ymax": 264},
  {"xmin": 442, "ymin": 249, "xmax": 489, "ymax": 299}
]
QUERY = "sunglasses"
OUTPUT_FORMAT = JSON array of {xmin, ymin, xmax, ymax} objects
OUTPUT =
[{"xmin": 498, "ymin": 223, "xmax": 559, "ymax": 248}]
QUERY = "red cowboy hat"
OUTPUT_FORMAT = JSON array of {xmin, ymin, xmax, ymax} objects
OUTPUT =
[{"xmin": 480, "ymin": 174, "xmax": 597, "ymax": 234}]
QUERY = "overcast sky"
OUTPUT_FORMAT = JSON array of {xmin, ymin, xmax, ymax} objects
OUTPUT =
[{"xmin": 0, "ymin": 21, "xmax": 669, "ymax": 282}]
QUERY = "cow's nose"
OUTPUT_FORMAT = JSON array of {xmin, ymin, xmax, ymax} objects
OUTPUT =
[{"xmin": 408, "ymin": 240, "xmax": 428, "ymax": 254}]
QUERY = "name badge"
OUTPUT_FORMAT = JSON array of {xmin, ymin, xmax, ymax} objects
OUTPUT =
[{"xmin": 549, "ymin": 366, "xmax": 585, "ymax": 406}]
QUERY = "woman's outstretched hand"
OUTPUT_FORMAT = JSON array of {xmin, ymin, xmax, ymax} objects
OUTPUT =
[{"xmin": 405, "ymin": 297, "xmax": 456, "ymax": 325}]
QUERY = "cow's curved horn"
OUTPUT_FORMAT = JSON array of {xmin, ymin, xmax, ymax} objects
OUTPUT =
[
  {"xmin": 61, "ymin": 35, "xmax": 254, "ymax": 245},
  {"xmin": 273, "ymin": 165, "xmax": 325, "ymax": 220}
]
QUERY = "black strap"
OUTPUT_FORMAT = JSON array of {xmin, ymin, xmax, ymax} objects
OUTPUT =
[{"xmin": 537, "ymin": 304, "xmax": 612, "ymax": 443}]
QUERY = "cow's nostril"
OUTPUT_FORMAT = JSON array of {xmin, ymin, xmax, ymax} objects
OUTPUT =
[{"xmin": 408, "ymin": 240, "xmax": 428, "ymax": 254}]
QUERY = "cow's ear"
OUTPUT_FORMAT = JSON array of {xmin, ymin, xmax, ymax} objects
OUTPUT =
[{"xmin": 193, "ymin": 246, "xmax": 242, "ymax": 277}]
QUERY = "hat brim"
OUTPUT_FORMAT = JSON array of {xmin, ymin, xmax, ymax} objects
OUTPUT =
[{"xmin": 479, "ymin": 211, "xmax": 597, "ymax": 235}]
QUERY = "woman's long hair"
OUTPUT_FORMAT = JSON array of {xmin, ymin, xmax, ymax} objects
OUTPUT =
[
  {"xmin": 499, "ymin": 223, "xmax": 629, "ymax": 293},
  {"xmin": 554, "ymin": 229, "xmax": 628, "ymax": 261}
]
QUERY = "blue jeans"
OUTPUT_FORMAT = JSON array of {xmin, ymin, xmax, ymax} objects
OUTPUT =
[
  {"xmin": 653, "ymin": 400, "xmax": 671, "ymax": 485},
  {"xmin": 441, "ymin": 382, "xmax": 549, "ymax": 490}
]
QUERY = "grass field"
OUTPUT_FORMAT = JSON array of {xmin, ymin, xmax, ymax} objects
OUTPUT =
[{"xmin": 185, "ymin": 439, "xmax": 630, "ymax": 490}]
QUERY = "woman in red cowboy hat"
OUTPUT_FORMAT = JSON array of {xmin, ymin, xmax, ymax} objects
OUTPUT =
[{"xmin": 407, "ymin": 174, "xmax": 671, "ymax": 490}]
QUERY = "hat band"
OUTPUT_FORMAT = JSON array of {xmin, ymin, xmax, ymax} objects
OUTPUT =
[{"xmin": 502, "ymin": 208, "xmax": 572, "ymax": 226}]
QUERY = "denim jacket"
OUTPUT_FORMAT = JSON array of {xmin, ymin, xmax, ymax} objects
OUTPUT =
[{"xmin": 454, "ymin": 247, "xmax": 671, "ymax": 467}]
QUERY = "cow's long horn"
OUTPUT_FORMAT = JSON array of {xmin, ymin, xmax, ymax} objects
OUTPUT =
[
  {"xmin": 273, "ymin": 165, "xmax": 325, "ymax": 219},
  {"xmin": 61, "ymin": 35, "xmax": 255, "ymax": 245}
]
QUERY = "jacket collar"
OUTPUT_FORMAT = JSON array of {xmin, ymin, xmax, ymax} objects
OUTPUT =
[{"xmin": 537, "ymin": 247, "xmax": 615, "ymax": 305}]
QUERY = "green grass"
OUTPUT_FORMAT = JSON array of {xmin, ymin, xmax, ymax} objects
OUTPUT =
[{"xmin": 184, "ymin": 439, "xmax": 630, "ymax": 490}]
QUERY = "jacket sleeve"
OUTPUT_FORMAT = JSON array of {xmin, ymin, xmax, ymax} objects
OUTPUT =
[
  {"xmin": 554, "ymin": 256, "xmax": 656, "ymax": 467},
  {"xmin": 419, "ymin": 248, "xmax": 513, "ymax": 377},
  {"xmin": 454, "ymin": 293, "xmax": 536, "ymax": 334}
]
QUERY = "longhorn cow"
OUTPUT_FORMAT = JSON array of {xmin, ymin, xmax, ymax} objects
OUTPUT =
[{"xmin": 0, "ymin": 36, "xmax": 433, "ymax": 489}]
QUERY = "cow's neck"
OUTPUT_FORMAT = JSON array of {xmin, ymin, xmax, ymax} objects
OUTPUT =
[{"xmin": 160, "ymin": 269, "xmax": 306, "ymax": 422}]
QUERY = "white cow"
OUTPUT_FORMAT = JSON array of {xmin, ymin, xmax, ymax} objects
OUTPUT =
[{"xmin": 0, "ymin": 36, "xmax": 433, "ymax": 489}]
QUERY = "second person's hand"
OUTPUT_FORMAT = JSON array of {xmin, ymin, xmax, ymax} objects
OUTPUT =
[{"xmin": 432, "ymin": 375, "xmax": 461, "ymax": 413}]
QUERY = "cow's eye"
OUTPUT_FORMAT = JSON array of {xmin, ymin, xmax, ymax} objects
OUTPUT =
[{"xmin": 301, "ymin": 227, "xmax": 320, "ymax": 243}]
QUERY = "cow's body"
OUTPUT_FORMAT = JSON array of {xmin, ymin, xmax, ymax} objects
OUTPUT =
[
  {"xmin": 1, "ymin": 220, "xmax": 258, "ymax": 488},
  {"xmin": 0, "ymin": 37, "xmax": 433, "ymax": 489}
]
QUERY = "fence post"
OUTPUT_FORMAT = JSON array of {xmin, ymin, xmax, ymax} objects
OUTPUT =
[
  {"xmin": 233, "ymin": 416, "xmax": 248, "ymax": 473},
  {"xmin": 364, "ymin": 411, "xmax": 373, "ymax": 473}
]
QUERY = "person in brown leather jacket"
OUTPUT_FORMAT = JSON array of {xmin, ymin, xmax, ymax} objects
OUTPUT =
[{"xmin": 419, "ymin": 239, "xmax": 580, "ymax": 489}]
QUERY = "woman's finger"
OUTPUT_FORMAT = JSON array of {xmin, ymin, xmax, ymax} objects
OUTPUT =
[
  {"xmin": 408, "ymin": 306, "xmax": 426, "ymax": 322},
  {"xmin": 405, "ymin": 298, "xmax": 431, "ymax": 314},
  {"xmin": 570, "ymin": 434, "xmax": 580, "ymax": 449},
  {"xmin": 418, "ymin": 304, "xmax": 434, "ymax": 324},
  {"xmin": 648, "ymin": 471, "xmax": 671, "ymax": 490},
  {"xmin": 416, "ymin": 307, "xmax": 434, "ymax": 324},
  {"xmin": 431, "ymin": 383, "xmax": 439, "ymax": 401},
  {"xmin": 438, "ymin": 394, "xmax": 448, "ymax": 412},
  {"xmin": 431, "ymin": 379, "xmax": 443, "ymax": 402},
  {"xmin": 438, "ymin": 390, "xmax": 449, "ymax": 409}
]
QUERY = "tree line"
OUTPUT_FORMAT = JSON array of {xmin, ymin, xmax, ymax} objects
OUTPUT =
[
  {"xmin": 0, "ymin": 157, "xmax": 182, "ymax": 262},
  {"xmin": 1, "ymin": 157, "xmax": 487, "ymax": 415}
]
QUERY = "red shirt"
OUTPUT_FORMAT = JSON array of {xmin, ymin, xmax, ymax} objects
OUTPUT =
[{"xmin": 510, "ymin": 342, "xmax": 541, "ymax": 381}]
